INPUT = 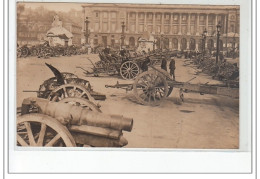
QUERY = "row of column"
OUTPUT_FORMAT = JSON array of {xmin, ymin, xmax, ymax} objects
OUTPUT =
[
  {"xmin": 123, "ymin": 12, "xmax": 226, "ymax": 35},
  {"xmin": 91, "ymin": 11, "xmax": 227, "ymax": 35}
]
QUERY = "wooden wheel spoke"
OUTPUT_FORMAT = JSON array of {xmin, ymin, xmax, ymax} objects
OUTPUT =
[
  {"xmin": 80, "ymin": 92, "xmax": 86, "ymax": 97},
  {"xmin": 37, "ymin": 123, "xmax": 47, "ymax": 146},
  {"xmin": 24, "ymin": 122, "xmax": 37, "ymax": 146},
  {"xmin": 63, "ymin": 87, "xmax": 68, "ymax": 97},
  {"xmin": 45, "ymin": 134, "xmax": 61, "ymax": 147},
  {"xmin": 17, "ymin": 134, "xmax": 29, "ymax": 146}
]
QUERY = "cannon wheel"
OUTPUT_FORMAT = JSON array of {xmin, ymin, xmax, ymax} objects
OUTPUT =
[
  {"xmin": 17, "ymin": 113, "xmax": 76, "ymax": 147},
  {"xmin": 59, "ymin": 97, "xmax": 101, "ymax": 113},
  {"xmin": 150, "ymin": 68, "xmax": 174, "ymax": 97},
  {"xmin": 133, "ymin": 70, "xmax": 169, "ymax": 106},
  {"xmin": 31, "ymin": 48, "xmax": 38, "ymax": 56},
  {"xmin": 48, "ymin": 84, "xmax": 96, "ymax": 104},
  {"xmin": 17, "ymin": 48, "xmax": 22, "ymax": 58},
  {"xmin": 21, "ymin": 47, "xmax": 29, "ymax": 57},
  {"xmin": 120, "ymin": 61, "xmax": 140, "ymax": 80}
]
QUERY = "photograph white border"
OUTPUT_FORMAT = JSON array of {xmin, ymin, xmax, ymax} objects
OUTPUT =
[{"xmin": 4, "ymin": 0, "xmax": 256, "ymax": 175}]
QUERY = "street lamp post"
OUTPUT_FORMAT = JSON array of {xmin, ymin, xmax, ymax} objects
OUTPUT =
[
  {"xmin": 121, "ymin": 22, "xmax": 125, "ymax": 48},
  {"xmin": 160, "ymin": 34, "xmax": 164, "ymax": 50},
  {"xmin": 216, "ymin": 22, "xmax": 222, "ymax": 64},
  {"xmin": 84, "ymin": 17, "xmax": 90, "ymax": 44}
]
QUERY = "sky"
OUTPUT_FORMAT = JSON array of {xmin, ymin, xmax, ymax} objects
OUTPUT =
[{"xmin": 21, "ymin": 2, "xmax": 83, "ymax": 12}]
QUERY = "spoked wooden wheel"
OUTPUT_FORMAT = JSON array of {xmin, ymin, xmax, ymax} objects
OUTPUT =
[
  {"xmin": 167, "ymin": 86, "xmax": 174, "ymax": 97},
  {"xmin": 48, "ymin": 84, "xmax": 96, "ymax": 104},
  {"xmin": 133, "ymin": 70, "xmax": 168, "ymax": 106},
  {"xmin": 17, "ymin": 114, "xmax": 76, "ymax": 147},
  {"xmin": 59, "ymin": 97, "xmax": 102, "ymax": 113},
  {"xmin": 120, "ymin": 61, "xmax": 140, "ymax": 80},
  {"xmin": 153, "ymin": 68, "xmax": 174, "ymax": 97}
]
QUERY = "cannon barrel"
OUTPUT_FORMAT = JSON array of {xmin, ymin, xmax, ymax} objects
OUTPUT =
[{"xmin": 22, "ymin": 97, "xmax": 133, "ymax": 132}]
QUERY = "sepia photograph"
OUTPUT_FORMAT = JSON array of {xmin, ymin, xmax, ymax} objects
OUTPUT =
[{"xmin": 16, "ymin": 2, "xmax": 240, "ymax": 149}]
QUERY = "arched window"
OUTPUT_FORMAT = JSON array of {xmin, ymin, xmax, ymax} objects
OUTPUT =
[
  {"xmin": 181, "ymin": 38, "xmax": 187, "ymax": 50},
  {"xmin": 172, "ymin": 38, "xmax": 178, "ymax": 49},
  {"xmin": 129, "ymin": 37, "xmax": 135, "ymax": 47},
  {"xmin": 190, "ymin": 38, "xmax": 196, "ymax": 50}
]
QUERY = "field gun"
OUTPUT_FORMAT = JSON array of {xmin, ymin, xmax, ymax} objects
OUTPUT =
[{"xmin": 17, "ymin": 97, "xmax": 133, "ymax": 147}]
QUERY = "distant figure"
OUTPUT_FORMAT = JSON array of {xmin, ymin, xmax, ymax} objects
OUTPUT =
[
  {"xmin": 141, "ymin": 57, "xmax": 150, "ymax": 72},
  {"xmin": 161, "ymin": 56, "xmax": 167, "ymax": 71},
  {"xmin": 104, "ymin": 46, "xmax": 110, "ymax": 55},
  {"xmin": 169, "ymin": 57, "xmax": 176, "ymax": 80}
]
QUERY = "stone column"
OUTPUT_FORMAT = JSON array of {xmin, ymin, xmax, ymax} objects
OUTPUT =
[
  {"xmin": 136, "ymin": 12, "xmax": 138, "ymax": 33},
  {"xmin": 196, "ymin": 13, "xmax": 200, "ymax": 36},
  {"xmin": 224, "ymin": 14, "xmax": 227, "ymax": 34},
  {"xmin": 187, "ymin": 13, "xmax": 191, "ymax": 35},
  {"xmin": 187, "ymin": 40, "xmax": 190, "ymax": 50},
  {"xmin": 127, "ymin": 12, "xmax": 129, "ymax": 32},
  {"xmin": 206, "ymin": 13, "xmax": 208, "ymax": 31},
  {"xmin": 153, "ymin": 13, "xmax": 156, "ymax": 34},
  {"xmin": 178, "ymin": 40, "xmax": 181, "ymax": 50},
  {"xmin": 108, "ymin": 11, "xmax": 111, "ymax": 33},
  {"xmin": 116, "ymin": 11, "xmax": 120, "ymax": 33},
  {"xmin": 100, "ymin": 12, "xmax": 102, "ymax": 32},
  {"xmin": 170, "ymin": 13, "xmax": 173, "ymax": 35},
  {"xmin": 161, "ymin": 13, "xmax": 164, "ymax": 34},
  {"xmin": 144, "ymin": 12, "xmax": 147, "ymax": 29},
  {"xmin": 178, "ymin": 13, "xmax": 182, "ymax": 35},
  {"xmin": 215, "ymin": 14, "xmax": 218, "ymax": 31}
]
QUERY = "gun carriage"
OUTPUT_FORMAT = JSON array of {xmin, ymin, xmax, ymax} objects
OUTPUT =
[
  {"xmin": 17, "ymin": 97, "xmax": 133, "ymax": 147},
  {"xmin": 77, "ymin": 50, "xmax": 164, "ymax": 80},
  {"xmin": 105, "ymin": 66, "xmax": 239, "ymax": 106},
  {"xmin": 23, "ymin": 63, "xmax": 106, "ymax": 111}
]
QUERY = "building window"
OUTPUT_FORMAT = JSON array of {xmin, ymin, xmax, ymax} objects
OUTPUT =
[
  {"xmin": 182, "ymin": 14, "xmax": 187, "ymax": 22},
  {"xmin": 230, "ymin": 24, "xmax": 235, "ymax": 32},
  {"xmin": 156, "ymin": 14, "xmax": 161, "ymax": 20},
  {"xmin": 103, "ymin": 12, "xmax": 108, "ymax": 18},
  {"xmin": 173, "ymin": 14, "xmax": 179, "ymax": 23},
  {"xmin": 173, "ymin": 25, "xmax": 178, "ymax": 34},
  {"xmin": 181, "ymin": 25, "xmax": 187, "ymax": 34},
  {"xmin": 208, "ymin": 26, "xmax": 213, "ymax": 35},
  {"xmin": 103, "ymin": 22, "xmax": 108, "ymax": 31},
  {"xmin": 130, "ymin": 12, "xmax": 136, "ymax": 19},
  {"xmin": 164, "ymin": 26, "xmax": 170, "ymax": 34},
  {"xmin": 95, "ymin": 12, "xmax": 99, "ymax": 18},
  {"xmin": 165, "ymin": 14, "xmax": 170, "ymax": 19},
  {"xmin": 156, "ymin": 25, "xmax": 161, "ymax": 33},
  {"xmin": 147, "ymin": 25, "xmax": 153, "ymax": 33},
  {"xmin": 139, "ymin": 13, "xmax": 144, "ymax": 19},
  {"xmin": 199, "ymin": 26, "xmax": 205, "ymax": 34},
  {"xmin": 111, "ymin": 22, "xmax": 116, "ymax": 32},
  {"xmin": 190, "ymin": 25, "xmax": 195, "ymax": 35},
  {"xmin": 95, "ymin": 22, "xmax": 99, "ymax": 31},
  {"xmin": 208, "ymin": 15, "xmax": 214, "ymax": 25},
  {"xmin": 139, "ymin": 24, "xmax": 144, "ymax": 32},
  {"xmin": 111, "ymin": 12, "xmax": 116, "ymax": 18},
  {"xmin": 199, "ymin": 15, "xmax": 206, "ymax": 25},
  {"xmin": 130, "ymin": 24, "xmax": 136, "ymax": 32},
  {"xmin": 148, "ymin": 13, "xmax": 153, "ymax": 19}
]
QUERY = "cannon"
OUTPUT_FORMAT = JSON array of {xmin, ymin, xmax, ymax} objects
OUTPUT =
[
  {"xmin": 23, "ymin": 63, "xmax": 106, "ymax": 110},
  {"xmin": 77, "ymin": 49, "xmax": 166, "ymax": 80},
  {"xmin": 105, "ymin": 66, "xmax": 239, "ymax": 106},
  {"xmin": 17, "ymin": 97, "xmax": 133, "ymax": 147}
]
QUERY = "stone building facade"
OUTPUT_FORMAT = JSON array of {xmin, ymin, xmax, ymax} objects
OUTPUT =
[{"xmin": 82, "ymin": 4, "xmax": 239, "ymax": 51}]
